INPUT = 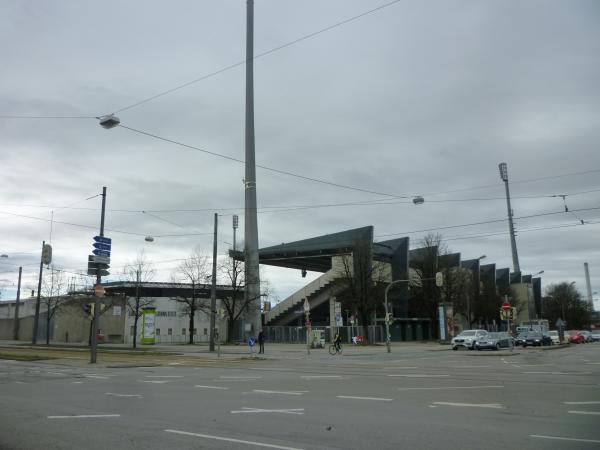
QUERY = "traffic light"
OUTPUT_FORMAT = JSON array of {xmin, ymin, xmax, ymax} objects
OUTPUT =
[
  {"xmin": 42, "ymin": 244, "xmax": 52, "ymax": 265},
  {"xmin": 84, "ymin": 303, "xmax": 94, "ymax": 319}
]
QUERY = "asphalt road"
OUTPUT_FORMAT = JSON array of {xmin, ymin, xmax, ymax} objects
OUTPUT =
[{"xmin": 1, "ymin": 343, "xmax": 599, "ymax": 450}]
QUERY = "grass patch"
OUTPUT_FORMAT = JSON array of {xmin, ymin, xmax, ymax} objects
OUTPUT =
[{"xmin": 0, "ymin": 353, "xmax": 56, "ymax": 361}]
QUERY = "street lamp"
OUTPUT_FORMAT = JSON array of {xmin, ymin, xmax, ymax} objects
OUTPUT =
[
  {"xmin": 384, "ymin": 279, "xmax": 409, "ymax": 353},
  {"xmin": 533, "ymin": 270, "xmax": 544, "ymax": 277},
  {"xmin": 303, "ymin": 298, "xmax": 310, "ymax": 355},
  {"xmin": 1, "ymin": 254, "xmax": 8, "ymax": 258}
]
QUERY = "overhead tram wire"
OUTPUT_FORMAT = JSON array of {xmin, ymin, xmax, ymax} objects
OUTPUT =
[
  {"xmin": 117, "ymin": 124, "xmax": 410, "ymax": 199},
  {"xmin": 110, "ymin": 0, "xmax": 404, "ymax": 115}
]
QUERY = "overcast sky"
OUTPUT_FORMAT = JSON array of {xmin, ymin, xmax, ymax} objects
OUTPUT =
[{"xmin": 1, "ymin": 0, "xmax": 599, "ymax": 309}]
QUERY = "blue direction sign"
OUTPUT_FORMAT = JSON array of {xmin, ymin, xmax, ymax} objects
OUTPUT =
[
  {"xmin": 93, "ymin": 242, "xmax": 111, "ymax": 251},
  {"xmin": 92, "ymin": 249, "xmax": 110, "ymax": 257},
  {"xmin": 94, "ymin": 236, "xmax": 112, "ymax": 245},
  {"xmin": 248, "ymin": 337, "xmax": 256, "ymax": 347}
]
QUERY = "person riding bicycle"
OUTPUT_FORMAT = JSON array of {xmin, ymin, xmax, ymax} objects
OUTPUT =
[{"xmin": 333, "ymin": 331, "xmax": 342, "ymax": 352}]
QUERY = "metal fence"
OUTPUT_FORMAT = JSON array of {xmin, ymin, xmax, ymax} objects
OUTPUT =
[{"xmin": 263, "ymin": 325, "xmax": 386, "ymax": 344}]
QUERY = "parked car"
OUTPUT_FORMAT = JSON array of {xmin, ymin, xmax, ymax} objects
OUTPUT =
[
  {"xmin": 568, "ymin": 330, "xmax": 586, "ymax": 344},
  {"xmin": 451, "ymin": 329, "xmax": 489, "ymax": 350},
  {"xmin": 591, "ymin": 331, "xmax": 600, "ymax": 342},
  {"xmin": 579, "ymin": 331, "xmax": 594, "ymax": 343},
  {"xmin": 515, "ymin": 332, "xmax": 530, "ymax": 346},
  {"xmin": 547, "ymin": 330, "xmax": 561, "ymax": 345},
  {"xmin": 475, "ymin": 332, "xmax": 514, "ymax": 351},
  {"xmin": 523, "ymin": 332, "xmax": 552, "ymax": 347}
]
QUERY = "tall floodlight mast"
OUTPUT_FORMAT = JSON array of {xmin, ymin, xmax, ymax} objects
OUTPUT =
[
  {"xmin": 244, "ymin": 0, "xmax": 262, "ymax": 336},
  {"xmin": 499, "ymin": 163, "xmax": 520, "ymax": 273}
]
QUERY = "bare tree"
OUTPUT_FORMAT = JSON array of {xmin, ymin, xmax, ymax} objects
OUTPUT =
[
  {"xmin": 335, "ymin": 240, "xmax": 388, "ymax": 339},
  {"xmin": 171, "ymin": 251, "xmax": 211, "ymax": 344},
  {"xmin": 218, "ymin": 256, "xmax": 246, "ymax": 343},
  {"xmin": 41, "ymin": 267, "xmax": 68, "ymax": 345},
  {"xmin": 122, "ymin": 252, "xmax": 155, "ymax": 349}
]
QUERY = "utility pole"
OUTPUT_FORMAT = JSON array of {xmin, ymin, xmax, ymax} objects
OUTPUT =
[
  {"xmin": 584, "ymin": 263, "xmax": 594, "ymax": 310},
  {"xmin": 498, "ymin": 163, "xmax": 520, "ymax": 273},
  {"xmin": 233, "ymin": 215, "xmax": 238, "ymax": 252},
  {"xmin": 133, "ymin": 269, "xmax": 140, "ymax": 349},
  {"xmin": 13, "ymin": 267, "xmax": 22, "ymax": 340},
  {"xmin": 209, "ymin": 213, "xmax": 218, "ymax": 352},
  {"xmin": 32, "ymin": 241, "xmax": 45, "ymax": 345},
  {"xmin": 244, "ymin": 0, "xmax": 262, "ymax": 338},
  {"xmin": 90, "ymin": 186, "xmax": 107, "ymax": 364}
]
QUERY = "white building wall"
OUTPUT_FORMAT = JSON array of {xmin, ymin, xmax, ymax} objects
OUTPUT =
[{"xmin": 123, "ymin": 296, "xmax": 227, "ymax": 345}]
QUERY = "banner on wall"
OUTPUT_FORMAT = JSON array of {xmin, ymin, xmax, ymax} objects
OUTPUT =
[
  {"xmin": 438, "ymin": 303, "xmax": 454, "ymax": 342},
  {"xmin": 141, "ymin": 307, "xmax": 156, "ymax": 345}
]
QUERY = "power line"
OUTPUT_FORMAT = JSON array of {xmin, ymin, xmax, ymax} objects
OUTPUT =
[
  {"xmin": 424, "ymin": 169, "xmax": 600, "ymax": 197},
  {"xmin": 375, "ymin": 206, "xmax": 600, "ymax": 238},
  {"xmin": 0, "ymin": 115, "xmax": 95, "ymax": 119},
  {"xmin": 118, "ymin": 124, "xmax": 411, "ymax": 198},
  {"xmin": 111, "ymin": 0, "xmax": 403, "ymax": 114}
]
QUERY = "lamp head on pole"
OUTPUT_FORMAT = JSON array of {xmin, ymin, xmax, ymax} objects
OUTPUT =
[{"xmin": 499, "ymin": 162, "xmax": 508, "ymax": 181}]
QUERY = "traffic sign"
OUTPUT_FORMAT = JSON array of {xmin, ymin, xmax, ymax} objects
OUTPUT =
[
  {"xmin": 93, "ymin": 242, "xmax": 111, "ymax": 251},
  {"xmin": 92, "ymin": 249, "xmax": 110, "ymax": 257},
  {"xmin": 248, "ymin": 337, "xmax": 256, "ymax": 347},
  {"xmin": 502, "ymin": 302, "xmax": 511, "ymax": 311},
  {"xmin": 91, "ymin": 255, "xmax": 110, "ymax": 264},
  {"xmin": 94, "ymin": 236, "xmax": 112, "ymax": 245}
]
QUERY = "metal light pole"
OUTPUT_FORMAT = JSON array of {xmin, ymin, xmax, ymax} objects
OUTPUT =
[
  {"xmin": 384, "ymin": 279, "xmax": 409, "ymax": 353},
  {"xmin": 499, "ymin": 163, "xmax": 520, "ymax": 273},
  {"xmin": 304, "ymin": 299, "xmax": 310, "ymax": 355},
  {"xmin": 232, "ymin": 215, "xmax": 238, "ymax": 252},
  {"xmin": 209, "ymin": 213, "xmax": 218, "ymax": 352},
  {"xmin": 13, "ymin": 266, "xmax": 22, "ymax": 340},
  {"xmin": 244, "ymin": 0, "xmax": 262, "ymax": 338},
  {"xmin": 584, "ymin": 263, "xmax": 594, "ymax": 310},
  {"xmin": 32, "ymin": 241, "xmax": 45, "ymax": 345},
  {"xmin": 90, "ymin": 186, "xmax": 107, "ymax": 364}
]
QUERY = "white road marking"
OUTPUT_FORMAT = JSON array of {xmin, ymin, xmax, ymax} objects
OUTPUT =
[
  {"xmin": 249, "ymin": 368, "xmax": 292, "ymax": 371},
  {"xmin": 530, "ymin": 434, "xmax": 600, "ymax": 444},
  {"xmin": 231, "ymin": 407, "xmax": 304, "ymax": 415},
  {"xmin": 520, "ymin": 364, "xmax": 553, "ymax": 367},
  {"xmin": 383, "ymin": 367, "xmax": 418, "ymax": 370},
  {"xmin": 398, "ymin": 385, "xmax": 503, "ymax": 391},
  {"xmin": 138, "ymin": 380, "xmax": 172, "ymax": 384},
  {"xmin": 388, "ymin": 374, "xmax": 449, "ymax": 378},
  {"xmin": 195, "ymin": 385, "xmax": 229, "ymax": 390},
  {"xmin": 48, "ymin": 414, "xmax": 120, "ymax": 419},
  {"xmin": 220, "ymin": 376, "xmax": 262, "ymax": 379},
  {"xmin": 71, "ymin": 381, "xmax": 84, "ymax": 384},
  {"xmin": 523, "ymin": 371, "xmax": 593, "ymax": 375},
  {"xmin": 105, "ymin": 393, "xmax": 142, "ymax": 398},
  {"xmin": 568, "ymin": 410, "xmax": 600, "ymax": 415},
  {"xmin": 47, "ymin": 372, "xmax": 67, "ymax": 376},
  {"xmin": 585, "ymin": 362, "xmax": 600, "ymax": 365},
  {"xmin": 453, "ymin": 365, "xmax": 491, "ymax": 369},
  {"xmin": 250, "ymin": 390, "xmax": 307, "ymax": 396},
  {"xmin": 164, "ymin": 429, "xmax": 304, "ymax": 450},
  {"xmin": 300, "ymin": 375, "xmax": 342, "ymax": 379},
  {"xmin": 564, "ymin": 401, "xmax": 600, "ymax": 405},
  {"xmin": 336, "ymin": 396, "xmax": 393, "ymax": 402},
  {"xmin": 432, "ymin": 402, "xmax": 505, "ymax": 409},
  {"xmin": 146, "ymin": 375, "xmax": 183, "ymax": 378},
  {"xmin": 85, "ymin": 375, "xmax": 110, "ymax": 379}
]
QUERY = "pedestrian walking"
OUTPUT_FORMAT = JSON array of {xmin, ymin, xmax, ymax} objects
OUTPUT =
[{"xmin": 258, "ymin": 330, "xmax": 265, "ymax": 354}]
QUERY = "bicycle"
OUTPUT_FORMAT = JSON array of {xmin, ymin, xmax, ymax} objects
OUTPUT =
[{"xmin": 328, "ymin": 343, "xmax": 342, "ymax": 355}]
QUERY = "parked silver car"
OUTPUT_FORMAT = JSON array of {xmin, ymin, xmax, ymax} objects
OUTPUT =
[
  {"xmin": 451, "ymin": 329, "xmax": 489, "ymax": 350},
  {"xmin": 475, "ymin": 332, "xmax": 514, "ymax": 351}
]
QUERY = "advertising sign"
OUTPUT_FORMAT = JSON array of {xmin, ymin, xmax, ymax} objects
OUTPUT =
[
  {"xmin": 438, "ymin": 305, "xmax": 446, "ymax": 341},
  {"xmin": 444, "ymin": 303, "xmax": 454, "ymax": 340},
  {"xmin": 141, "ymin": 308, "xmax": 156, "ymax": 345}
]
